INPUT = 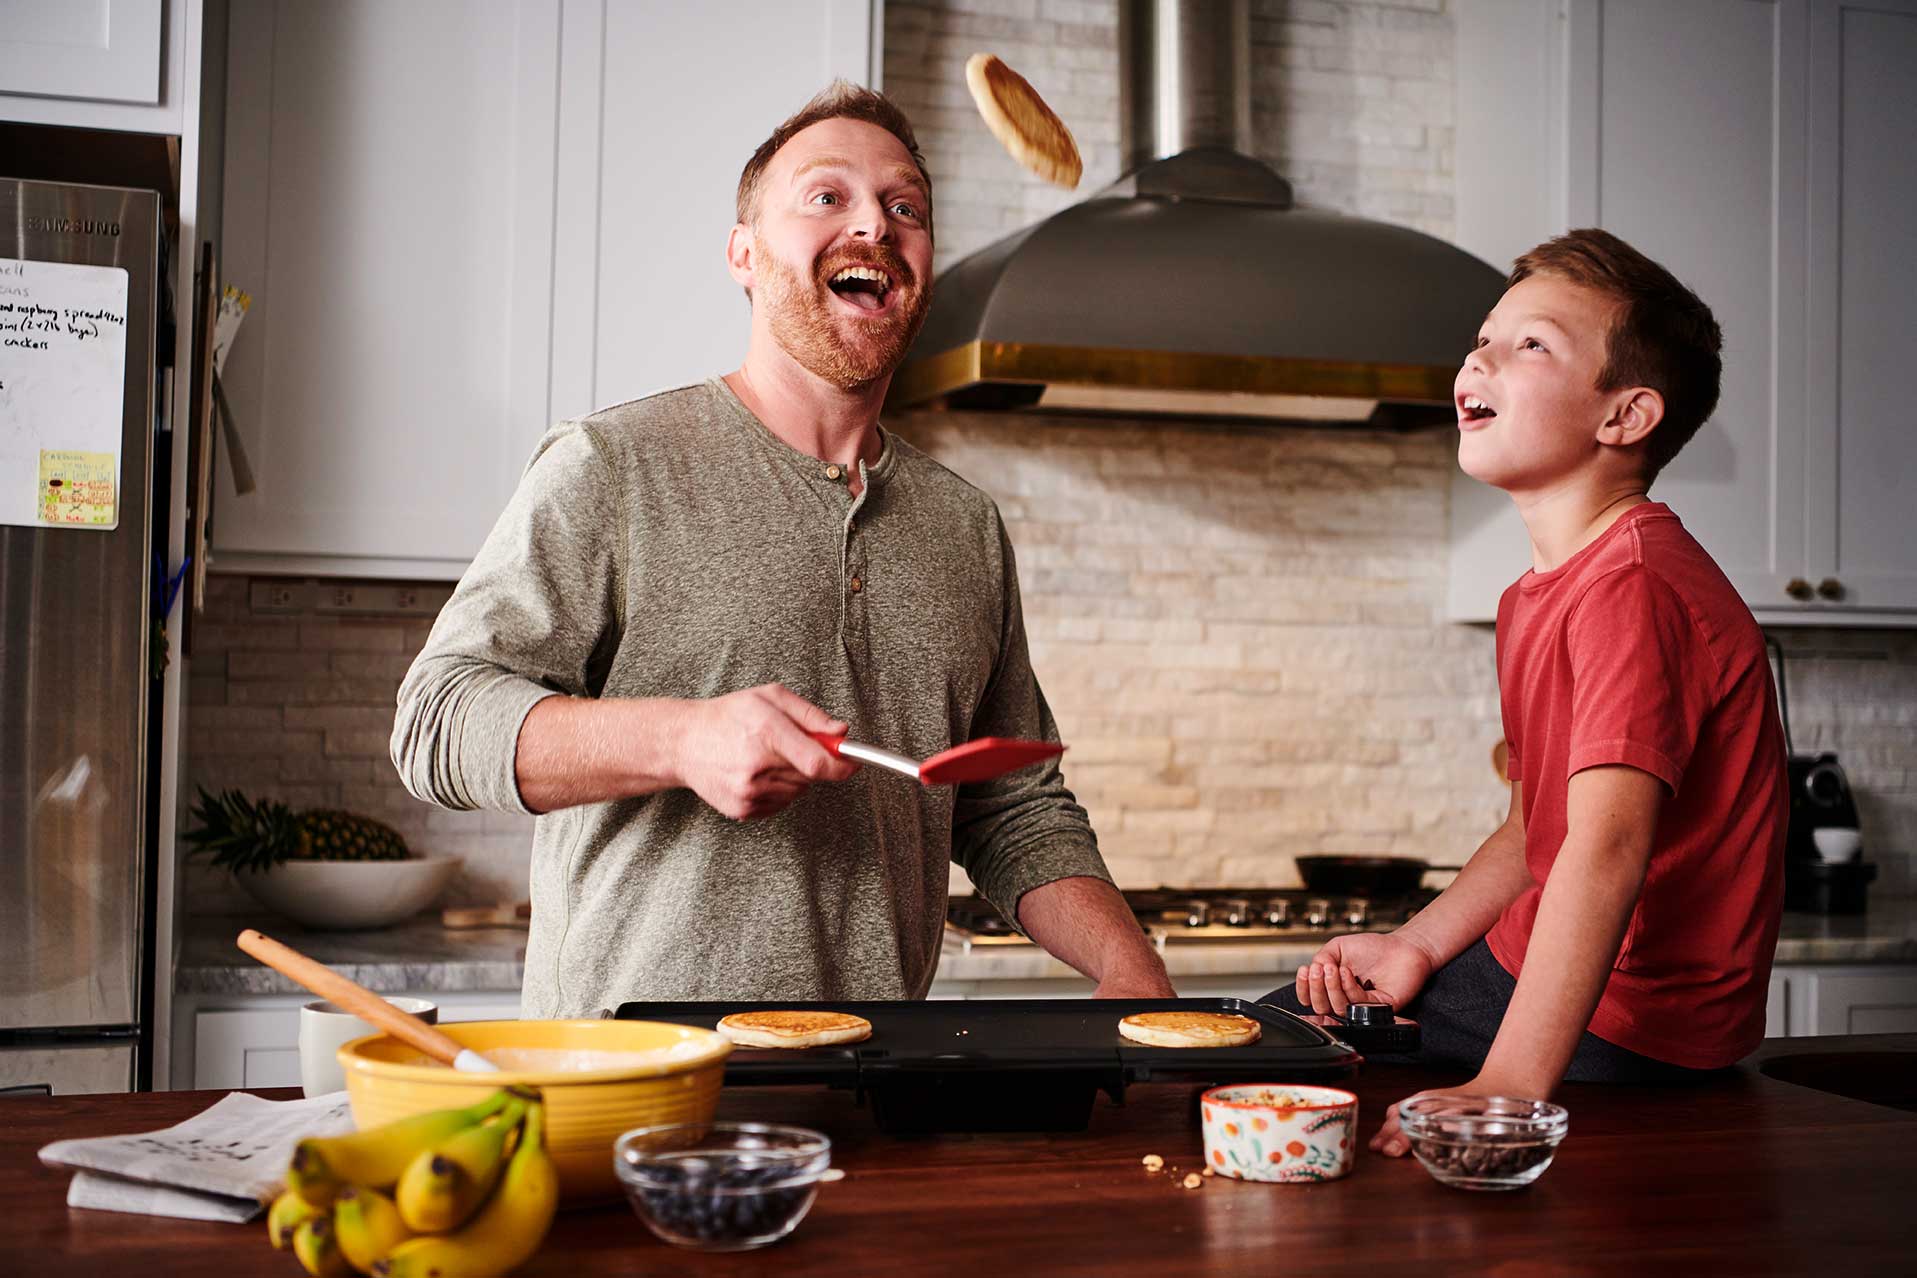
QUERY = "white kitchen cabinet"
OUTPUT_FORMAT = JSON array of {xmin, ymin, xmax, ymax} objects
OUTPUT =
[
  {"xmin": 183, "ymin": 991, "xmax": 523, "ymax": 1091},
  {"xmin": 192, "ymin": 1008, "xmax": 305, "ymax": 1090},
  {"xmin": 0, "ymin": 0, "xmax": 200, "ymax": 133},
  {"xmin": 1447, "ymin": 0, "xmax": 1917, "ymax": 624},
  {"xmin": 1786, "ymin": 965, "xmax": 1917, "ymax": 1037},
  {"xmin": 0, "ymin": 0, "xmax": 162, "ymax": 104},
  {"xmin": 213, "ymin": 0, "xmax": 878, "ymax": 580}
]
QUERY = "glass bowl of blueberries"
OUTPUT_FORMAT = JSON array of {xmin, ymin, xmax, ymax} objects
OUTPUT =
[
  {"xmin": 613, "ymin": 1121, "xmax": 842, "ymax": 1251},
  {"xmin": 1397, "ymin": 1096, "xmax": 1569, "ymax": 1191}
]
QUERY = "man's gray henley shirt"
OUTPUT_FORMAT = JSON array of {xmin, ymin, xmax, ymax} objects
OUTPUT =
[{"xmin": 391, "ymin": 378, "xmax": 1112, "ymax": 1017}]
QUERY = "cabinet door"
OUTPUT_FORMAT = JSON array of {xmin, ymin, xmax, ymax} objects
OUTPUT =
[
  {"xmin": 1796, "ymin": 966, "xmax": 1917, "ymax": 1036},
  {"xmin": 194, "ymin": 1008, "xmax": 304, "ymax": 1090},
  {"xmin": 0, "ymin": 0, "xmax": 162, "ymax": 104},
  {"xmin": 1805, "ymin": 0, "xmax": 1917, "ymax": 613},
  {"xmin": 215, "ymin": 0, "xmax": 564, "ymax": 579},
  {"xmin": 1583, "ymin": 0, "xmax": 1811, "ymax": 610},
  {"xmin": 549, "ymin": 0, "xmax": 878, "ymax": 419},
  {"xmin": 1448, "ymin": 0, "xmax": 1813, "ymax": 621}
]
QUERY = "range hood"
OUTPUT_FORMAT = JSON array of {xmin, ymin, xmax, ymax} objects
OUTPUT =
[{"xmin": 888, "ymin": 0, "xmax": 1504, "ymax": 426}]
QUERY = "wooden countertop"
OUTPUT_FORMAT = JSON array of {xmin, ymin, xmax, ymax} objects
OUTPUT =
[{"xmin": 8, "ymin": 1036, "xmax": 1917, "ymax": 1275}]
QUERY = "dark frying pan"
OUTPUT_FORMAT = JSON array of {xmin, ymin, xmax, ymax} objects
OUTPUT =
[{"xmin": 1295, "ymin": 855, "xmax": 1458, "ymax": 897}]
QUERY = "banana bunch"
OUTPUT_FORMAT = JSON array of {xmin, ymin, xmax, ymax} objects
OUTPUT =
[{"xmin": 266, "ymin": 1087, "xmax": 559, "ymax": 1278}]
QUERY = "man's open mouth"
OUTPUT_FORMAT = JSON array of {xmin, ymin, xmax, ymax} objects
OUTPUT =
[
  {"xmin": 827, "ymin": 265, "xmax": 895, "ymax": 313},
  {"xmin": 1458, "ymin": 393, "xmax": 1498, "ymax": 425}
]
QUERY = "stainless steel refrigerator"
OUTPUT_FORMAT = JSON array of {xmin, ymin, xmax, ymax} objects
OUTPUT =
[{"xmin": 1, "ymin": 178, "xmax": 164, "ymax": 1094}]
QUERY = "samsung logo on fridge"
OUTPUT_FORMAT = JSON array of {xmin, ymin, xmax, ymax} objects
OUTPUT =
[{"xmin": 24, "ymin": 215, "xmax": 121, "ymax": 237}]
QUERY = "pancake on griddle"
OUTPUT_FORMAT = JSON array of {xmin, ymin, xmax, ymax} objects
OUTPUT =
[
  {"xmin": 1118, "ymin": 1011, "xmax": 1261, "ymax": 1048},
  {"xmin": 716, "ymin": 1009, "xmax": 873, "ymax": 1049}
]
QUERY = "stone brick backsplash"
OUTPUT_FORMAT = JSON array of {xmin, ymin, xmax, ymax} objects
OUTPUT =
[
  {"xmin": 181, "ymin": 0, "xmax": 1916, "ymax": 912},
  {"xmin": 181, "ymin": 579, "xmax": 540, "ymax": 912}
]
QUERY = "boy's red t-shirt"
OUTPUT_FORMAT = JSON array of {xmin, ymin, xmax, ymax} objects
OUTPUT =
[{"xmin": 1486, "ymin": 502, "xmax": 1786, "ymax": 1069}]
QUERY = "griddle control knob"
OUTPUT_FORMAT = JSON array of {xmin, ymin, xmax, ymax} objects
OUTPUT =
[{"xmin": 1343, "ymin": 1001, "xmax": 1395, "ymax": 1028}]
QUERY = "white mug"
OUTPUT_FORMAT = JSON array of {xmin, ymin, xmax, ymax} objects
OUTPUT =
[
  {"xmin": 298, "ymin": 997, "xmax": 437, "ymax": 1097},
  {"xmin": 1812, "ymin": 828, "xmax": 1863, "ymax": 863}
]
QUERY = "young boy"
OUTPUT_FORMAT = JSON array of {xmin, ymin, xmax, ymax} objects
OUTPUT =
[{"xmin": 1269, "ymin": 229, "xmax": 1787, "ymax": 1157}]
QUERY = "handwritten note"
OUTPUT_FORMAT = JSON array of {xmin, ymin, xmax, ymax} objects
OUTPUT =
[{"xmin": 0, "ymin": 257, "xmax": 129, "ymax": 529}]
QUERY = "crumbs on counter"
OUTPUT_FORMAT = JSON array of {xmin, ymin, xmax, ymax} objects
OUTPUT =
[
  {"xmin": 1141, "ymin": 1154, "xmax": 1164, "ymax": 1172},
  {"xmin": 1182, "ymin": 1173, "xmax": 1203, "ymax": 1190}
]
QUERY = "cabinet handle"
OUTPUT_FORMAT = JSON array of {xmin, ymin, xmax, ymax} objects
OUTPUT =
[
  {"xmin": 1816, "ymin": 577, "xmax": 1845, "ymax": 601},
  {"xmin": 1786, "ymin": 578, "xmax": 1815, "ymax": 601}
]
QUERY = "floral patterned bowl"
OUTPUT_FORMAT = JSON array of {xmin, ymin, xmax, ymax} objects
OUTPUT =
[{"xmin": 1200, "ymin": 1084, "xmax": 1359, "ymax": 1183}]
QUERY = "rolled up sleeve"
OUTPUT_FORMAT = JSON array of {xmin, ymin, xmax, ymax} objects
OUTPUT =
[{"xmin": 391, "ymin": 425, "xmax": 622, "ymax": 813}]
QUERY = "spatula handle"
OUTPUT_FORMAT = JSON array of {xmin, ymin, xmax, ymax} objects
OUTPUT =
[
  {"xmin": 805, "ymin": 731, "xmax": 922, "ymax": 780},
  {"xmin": 236, "ymin": 929, "xmax": 496, "ymax": 1071}
]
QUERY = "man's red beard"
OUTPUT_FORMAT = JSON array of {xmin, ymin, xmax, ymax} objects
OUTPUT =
[{"xmin": 756, "ymin": 243, "xmax": 930, "ymax": 390}]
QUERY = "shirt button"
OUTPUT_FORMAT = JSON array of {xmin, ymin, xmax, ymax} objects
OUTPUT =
[
  {"xmin": 850, "ymin": 576, "xmax": 864, "ymax": 593},
  {"xmin": 825, "ymin": 465, "xmax": 842, "ymax": 481}
]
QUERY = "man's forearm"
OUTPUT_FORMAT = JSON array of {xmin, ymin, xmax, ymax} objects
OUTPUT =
[
  {"xmin": 515, "ymin": 695, "xmax": 688, "ymax": 814},
  {"xmin": 1016, "ymin": 875, "xmax": 1173, "ymax": 994},
  {"xmin": 1394, "ymin": 816, "xmax": 1533, "ymax": 970}
]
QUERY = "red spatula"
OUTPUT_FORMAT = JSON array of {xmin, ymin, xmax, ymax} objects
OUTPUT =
[{"xmin": 808, "ymin": 732, "xmax": 1065, "ymax": 785}]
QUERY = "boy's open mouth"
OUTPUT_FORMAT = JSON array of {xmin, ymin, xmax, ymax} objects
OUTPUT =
[
  {"xmin": 827, "ymin": 265, "xmax": 894, "ymax": 313},
  {"xmin": 1459, "ymin": 393, "xmax": 1498, "ymax": 426}
]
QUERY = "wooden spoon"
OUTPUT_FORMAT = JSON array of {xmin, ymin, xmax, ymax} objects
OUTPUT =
[{"xmin": 236, "ymin": 929, "xmax": 499, "ymax": 1073}]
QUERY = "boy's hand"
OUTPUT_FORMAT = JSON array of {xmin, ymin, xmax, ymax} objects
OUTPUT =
[
  {"xmin": 1368, "ymin": 1072, "xmax": 1539, "ymax": 1157},
  {"xmin": 1370, "ymin": 1083, "xmax": 1468, "ymax": 1158},
  {"xmin": 1293, "ymin": 932, "xmax": 1435, "ymax": 1017}
]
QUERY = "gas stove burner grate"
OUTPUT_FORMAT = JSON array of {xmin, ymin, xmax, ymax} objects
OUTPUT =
[{"xmin": 943, "ymin": 885, "xmax": 1437, "ymax": 949}]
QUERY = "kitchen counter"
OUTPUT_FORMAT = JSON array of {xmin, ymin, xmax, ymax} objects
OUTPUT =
[
  {"xmin": 175, "ymin": 897, "xmax": 1917, "ymax": 996},
  {"xmin": 175, "ymin": 915, "xmax": 526, "ymax": 995},
  {"xmin": 10, "ymin": 1034, "xmax": 1917, "ymax": 1274}
]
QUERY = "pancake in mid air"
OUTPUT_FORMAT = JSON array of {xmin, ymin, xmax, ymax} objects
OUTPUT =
[{"xmin": 964, "ymin": 53, "xmax": 1083, "ymax": 189}]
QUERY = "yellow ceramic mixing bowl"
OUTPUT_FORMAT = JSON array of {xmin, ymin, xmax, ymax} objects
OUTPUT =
[{"xmin": 337, "ymin": 1019, "xmax": 730, "ymax": 1204}]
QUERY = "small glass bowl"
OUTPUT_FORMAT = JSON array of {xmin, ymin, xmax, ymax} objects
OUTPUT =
[
  {"xmin": 613, "ymin": 1121, "xmax": 840, "ymax": 1251},
  {"xmin": 1397, "ymin": 1096, "xmax": 1569, "ymax": 1191}
]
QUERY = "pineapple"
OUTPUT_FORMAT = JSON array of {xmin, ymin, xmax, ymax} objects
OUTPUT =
[{"xmin": 184, "ymin": 787, "xmax": 410, "ymax": 874}]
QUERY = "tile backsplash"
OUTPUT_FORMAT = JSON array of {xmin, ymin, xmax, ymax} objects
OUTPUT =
[{"xmin": 180, "ymin": 0, "xmax": 1916, "ymax": 911}]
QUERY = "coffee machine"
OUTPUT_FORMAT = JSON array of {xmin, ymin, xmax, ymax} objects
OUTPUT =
[{"xmin": 1784, "ymin": 752, "xmax": 1876, "ymax": 914}]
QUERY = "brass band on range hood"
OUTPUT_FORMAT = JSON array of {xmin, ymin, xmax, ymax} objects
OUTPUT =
[{"xmin": 886, "ymin": 340, "xmax": 1461, "ymax": 413}]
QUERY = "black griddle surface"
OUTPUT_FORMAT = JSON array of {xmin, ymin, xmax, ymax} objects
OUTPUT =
[{"xmin": 613, "ymin": 996, "xmax": 1380, "ymax": 1126}]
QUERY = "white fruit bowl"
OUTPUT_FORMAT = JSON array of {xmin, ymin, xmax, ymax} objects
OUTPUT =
[{"xmin": 233, "ymin": 855, "xmax": 460, "ymax": 930}]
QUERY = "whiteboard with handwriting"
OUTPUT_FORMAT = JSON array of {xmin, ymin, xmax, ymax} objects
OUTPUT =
[{"xmin": 0, "ymin": 257, "xmax": 129, "ymax": 529}]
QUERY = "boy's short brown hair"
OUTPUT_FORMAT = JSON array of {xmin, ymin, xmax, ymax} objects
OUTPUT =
[
  {"xmin": 735, "ymin": 80, "xmax": 934, "ymax": 239},
  {"xmin": 1509, "ymin": 229, "xmax": 1722, "ymax": 478}
]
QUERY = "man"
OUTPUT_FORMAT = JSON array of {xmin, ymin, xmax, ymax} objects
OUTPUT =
[{"xmin": 391, "ymin": 82, "xmax": 1172, "ymax": 1017}]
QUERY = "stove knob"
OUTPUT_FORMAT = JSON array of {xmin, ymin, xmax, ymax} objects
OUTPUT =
[
  {"xmin": 1343, "ymin": 1001, "xmax": 1395, "ymax": 1028},
  {"xmin": 1345, "ymin": 898, "xmax": 1370, "ymax": 929},
  {"xmin": 1263, "ymin": 899, "xmax": 1292, "ymax": 928},
  {"xmin": 1221, "ymin": 898, "xmax": 1253, "ymax": 927},
  {"xmin": 1305, "ymin": 899, "xmax": 1332, "ymax": 928},
  {"xmin": 1183, "ymin": 900, "xmax": 1210, "ymax": 928}
]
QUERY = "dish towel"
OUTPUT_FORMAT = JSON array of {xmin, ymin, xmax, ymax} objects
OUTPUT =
[{"xmin": 38, "ymin": 1091, "xmax": 355, "ymax": 1222}]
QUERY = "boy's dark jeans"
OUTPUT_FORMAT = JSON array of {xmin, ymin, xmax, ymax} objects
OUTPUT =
[{"xmin": 1260, "ymin": 937, "xmax": 1720, "ymax": 1084}]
